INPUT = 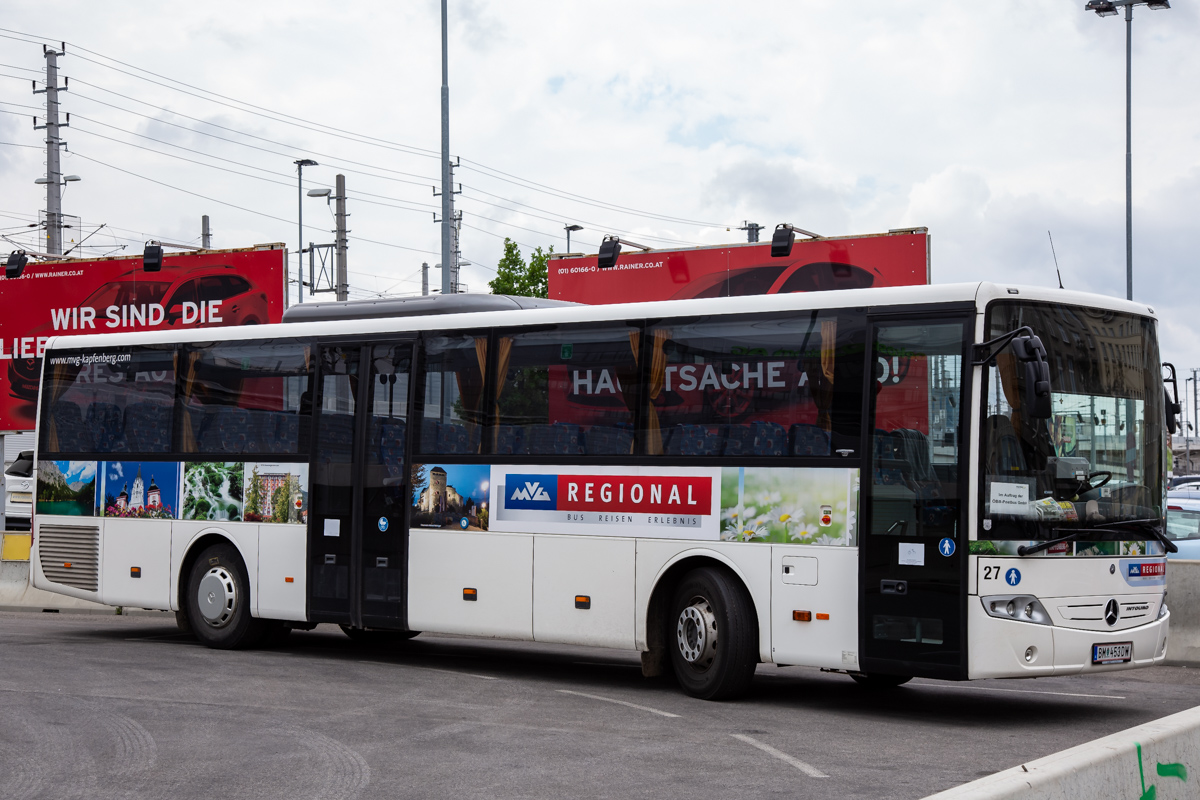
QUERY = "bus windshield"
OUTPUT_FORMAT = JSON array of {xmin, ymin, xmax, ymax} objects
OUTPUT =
[{"xmin": 980, "ymin": 301, "xmax": 1165, "ymax": 543}]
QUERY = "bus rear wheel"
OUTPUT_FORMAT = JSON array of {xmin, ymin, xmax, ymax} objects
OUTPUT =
[
  {"xmin": 667, "ymin": 567, "xmax": 758, "ymax": 700},
  {"xmin": 849, "ymin": 672, "xmax": 912, "ymax": 688},
  {"xmin": 185, "ymin": 544, "xmax": 265, "ymax": 649}
]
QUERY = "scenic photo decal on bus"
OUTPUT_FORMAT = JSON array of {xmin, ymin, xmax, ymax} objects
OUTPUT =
[
  {"xmin": 35, "ymin": 460, "xmax": 98, "ymax": 516},
  {"xmin": 411, "ymin": 463, "xmax": 490, "ymax": 531},
  {"xmin": 182, "ymin": 462, "xmax": 244, "ymax": 521},
  {"xmin": 720, "ymin": 467, "xmax": 858, "ymax": 545},
  {"xmin": 244, "ymin": 462, "xmax": 309, "ymax": 524},
  {"xmin": 101, "ymin": 460, "xmax": 179, "ymax": 519}
]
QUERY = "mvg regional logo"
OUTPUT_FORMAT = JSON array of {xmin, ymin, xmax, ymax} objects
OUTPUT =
[{"xmin": 505, "ymin": 474, "xmax": 558, "ymax": 509}]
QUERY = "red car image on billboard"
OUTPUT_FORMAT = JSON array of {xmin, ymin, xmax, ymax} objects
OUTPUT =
[
  {"xmin": 549, "ymin": 229, "xmax": 928, "ymax": 305},
  {"xmin": 0, "ymin": 245, "xmax": 287, "ymax": 431}
]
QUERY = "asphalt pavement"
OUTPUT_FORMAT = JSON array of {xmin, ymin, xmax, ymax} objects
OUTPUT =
[{"xmin": 2, "ymin": 611, "xmax": 1199, "ymax": 799}]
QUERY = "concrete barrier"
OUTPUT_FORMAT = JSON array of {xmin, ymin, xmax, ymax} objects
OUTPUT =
[
  {"xmin": 924, "ymin": 705, "xmax": 1200, "ymax": 799},
  {"xmin": 1167, "ymin": 560, "xmax": 1200, "ymax": 667}
]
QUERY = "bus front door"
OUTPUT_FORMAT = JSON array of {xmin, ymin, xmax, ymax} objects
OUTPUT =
[
  {"xmin": 309, "ymin": 343, "xmax": 414, "ymax": 629},
  {"xmin": 860, "ymin": 317, "xmax": 970, "ymax": 680}
]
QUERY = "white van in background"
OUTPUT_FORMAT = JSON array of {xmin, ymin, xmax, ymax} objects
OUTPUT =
[{"xmin": 3, "ymin": 432, "xmax": 35, "ymax": 531}]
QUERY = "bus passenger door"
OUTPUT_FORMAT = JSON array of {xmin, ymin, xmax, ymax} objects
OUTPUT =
[
  {"xmin": 310, "ymin": 346, "xmax": 361, "ymax": 624},
  {"xmin": 860, "ymin": 317, "xmax": 970, "ymax": 680},
  {"xmin": 359, "ymin": 344, "xmax": 412, "ymax": 628},
  {"xmin": 309, "ymin": 343, "xmax": 413, "ymax": 629}
]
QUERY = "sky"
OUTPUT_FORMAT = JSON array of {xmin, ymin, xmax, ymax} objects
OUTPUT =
[{"xmin": 0, "ymin": 1, "xmax": 1197, "ymax": 369}]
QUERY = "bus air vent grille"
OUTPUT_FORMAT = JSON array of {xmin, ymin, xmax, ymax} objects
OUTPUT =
[{"xmin": 38, "ymin": 524, "xmax": 100, "ymax": 592}]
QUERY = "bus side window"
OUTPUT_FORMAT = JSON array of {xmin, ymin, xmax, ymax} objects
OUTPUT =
[
  {"xmin": 416, "ymin": 333, "xmax": 487, "ymax": 456},
  {"xmin": 492, "ymin": 323, "xmax": 640, "ymax": 457},
  {"xmin": 39, "ymin": 346, "xmax": 176, "ymax": 457},
  {"xmin": 642, "ymin": 311, "xmax": 864, "ymax": 458},
  {"xmin": 178, "ymin": 341, "xmax": 312, "ymax": 457}
]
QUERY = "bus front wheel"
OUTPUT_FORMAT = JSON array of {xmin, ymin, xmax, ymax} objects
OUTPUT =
[
  {"xmin": 668, "ymin": 567, "xmax": 758, "ymax": 700},
  {"xmin": 185, "ymin": 544, "xmax": 265, "ymax": 649}
]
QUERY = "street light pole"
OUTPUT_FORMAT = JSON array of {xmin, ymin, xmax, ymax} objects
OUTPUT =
[
  {"xmin": 565, "ymin": 224, "xmax": 583, "ymax": 253},
  {"xmin": 1124, "ymin": 2, "xmax": 1133, "ymax": 302},
  {"xmin": 1084, "ymin": 0, "xmax": 1170, "ymax": 301},
  {"xmin": 295, "ymin": 159, "xmax": 318, "ymax": 304}
]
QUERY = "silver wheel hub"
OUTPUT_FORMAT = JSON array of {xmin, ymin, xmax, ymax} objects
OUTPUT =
[
  {"xmin": 676, "ymin": 597, "xmax": 718, "ymax": 669},
  {"xmin": 197, "ymin": 566, "xmax": 238, "ymax": 628}
]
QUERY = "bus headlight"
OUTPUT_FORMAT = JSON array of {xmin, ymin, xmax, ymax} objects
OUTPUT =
[{"xmin": 982, "ymin": 595, "xmax": 1052, "ymax": 625}]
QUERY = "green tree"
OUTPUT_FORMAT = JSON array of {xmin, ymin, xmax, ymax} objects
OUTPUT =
[
  {"xmin": 245, "ymin": 466, "xmax": 263, "ymax": 519},
  {"xmin": 489, "ymin": 238, "xmax": 551, "ymax": 298}
]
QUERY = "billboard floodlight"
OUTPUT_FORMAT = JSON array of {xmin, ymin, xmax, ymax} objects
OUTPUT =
[
  {"xmin": 596, "ymin": 235, "xmax": 651, "ymax": 269},
  {"xmin": 771, "ymin": 224, "xmax": 823, "ymax": 258},
  {"xmin": 143, "ymin": 243, "xmax": 164, "ymax": 272},
  {"xmin": 5, "ymin": 251, "xmax": 28, "ymax": 279}
]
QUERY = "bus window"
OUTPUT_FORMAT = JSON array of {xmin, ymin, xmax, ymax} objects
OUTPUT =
[
  {"xmin": 868, "ymin": 322, "xmax": 965, "ymax": 538},
  {"xmin": 178, "ymin": 341, "xmax": 312, "ymax": 456},
  {"xmin": 643, "ymin": 311, "xmax": 865, "ymax": 457},
  {"xmin": 40, "ymin": 346, "xmax": 176, "ymax": 456},
  {"xmin": 417, "ymin": 333, "xmax": 486, "ymax": 455},
  {"xmin": 493, "ymin": 323, "xmax": 640, "ymax": 456}
]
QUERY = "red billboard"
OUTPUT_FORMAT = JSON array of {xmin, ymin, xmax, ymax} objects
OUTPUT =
[
  {"xmin": 549, "ymin": 229, "xmax": 928, "ymax": 304},
  {"xmin": 0, "ymin": 245, "xmax": 288, "ymax": 432}
]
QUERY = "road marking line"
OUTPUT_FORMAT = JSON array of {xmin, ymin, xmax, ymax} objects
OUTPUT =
[
  {"xmin": 730, "ymin": 733, "xmax": 828, "ymax": 778},
  {"xmin": 357, "ymin": 661, "xmax": 497, "ymax": 680},
  {"xmin": 556, "ymin": 689, "xmax": 681, "ymax": 718},
  {"xmin": 913, "ymin": 682, "xmax": 1124, "ymax": 700}
]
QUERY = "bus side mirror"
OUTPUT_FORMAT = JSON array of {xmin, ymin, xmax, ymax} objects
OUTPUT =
[
  {"xmin": 1164, "ymin": 362, "xmax": 1182, "ymax": 435},
  {"xmin": 1165, "ymin": 388, "xmax": 1181, "ymax": 435},
  {"xmin": 1012, "ymin": 335, "xmax": 1052, "ymax": 419}
]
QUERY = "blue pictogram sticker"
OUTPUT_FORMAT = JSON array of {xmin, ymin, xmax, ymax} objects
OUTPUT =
[
  {"xmin": 1005, "ymin": 567, "xmax": 1021, "ymax": 586},
  {"xmin": 377, "ymin": 516, "xmax": 389, "ymax": 532},
  {"xmin": 460, "ymin": 517, "xmax": 469, "ymax": 529},
  {"xmin": 938, "ymin": 538, "xmax": 956, "ymax": 557}
]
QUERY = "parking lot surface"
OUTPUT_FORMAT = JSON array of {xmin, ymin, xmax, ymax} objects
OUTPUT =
[{"xmin": 2, "ymin": 611, "xmax": 1200, "ymax": 799}]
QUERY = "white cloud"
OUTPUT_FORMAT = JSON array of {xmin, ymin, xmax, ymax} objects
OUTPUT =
[{"xmin": 67, "ymin": 461, "xmax": 95, "ymax": 483}]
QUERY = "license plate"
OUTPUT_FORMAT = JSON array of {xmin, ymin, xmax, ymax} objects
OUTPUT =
[
  {"xmin": 10, "ymin": 492, "xmax": 32, "ymax": 504},
  {"xmin": 1092, "ymin": 642, "xmax": 1133, "ymax": 665}
]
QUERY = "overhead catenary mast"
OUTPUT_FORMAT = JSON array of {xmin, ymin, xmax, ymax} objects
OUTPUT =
[
  {"xmin": 440, "ymin": 0, "xmax": 454, "ymax": 295},
  {"xmin": 34, "ymin": 44, "xmax": 70, "ymax": 256}
]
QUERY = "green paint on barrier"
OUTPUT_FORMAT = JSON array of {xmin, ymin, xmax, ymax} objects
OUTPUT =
[{"xmin": 1156, "ymin": 761, "xmax": 1187, "ymax": 782}]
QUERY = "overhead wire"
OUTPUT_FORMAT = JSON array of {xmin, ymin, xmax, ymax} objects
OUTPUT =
[{"xmin": 0, "ymin": 27, "xmax": 742, "ymax": 232}]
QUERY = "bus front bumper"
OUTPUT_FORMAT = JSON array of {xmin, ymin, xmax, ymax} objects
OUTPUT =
[{"xmin": 967, "ymin": 600, "xmax": 1169, "ymax": 679}]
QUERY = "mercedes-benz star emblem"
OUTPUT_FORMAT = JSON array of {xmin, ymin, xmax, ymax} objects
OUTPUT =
[{"xmin": 1104, "ymin": 599, "xmax": 1120, "ymax": 627}]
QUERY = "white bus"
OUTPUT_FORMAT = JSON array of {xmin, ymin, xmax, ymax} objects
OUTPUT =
[{"xmin": 28, "ymin": 282, "xmax": 1177, "ymax": 699}]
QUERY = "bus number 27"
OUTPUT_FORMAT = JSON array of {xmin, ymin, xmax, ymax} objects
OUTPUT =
[{"xmin": 982, "ymin": 566, "xmax": 1002, "ymax": 580}]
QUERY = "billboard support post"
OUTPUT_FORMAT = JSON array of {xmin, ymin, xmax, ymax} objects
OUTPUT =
[
  {"xmin": 0, "ymin": 432, "xmax": 6, "ymax": 532},
  {"xmin": 201, "ymin": 215, "xmax": 211, "ymax": 249}
]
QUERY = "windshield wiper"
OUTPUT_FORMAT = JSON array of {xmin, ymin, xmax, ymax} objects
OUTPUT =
[
  {"xmin": 1016, "ymin": 519, "xmax": 1178, "ymax": 556},
  {"xmin": 1092, "ymin": 518, "xmax": 1178, "ymax": 555}
]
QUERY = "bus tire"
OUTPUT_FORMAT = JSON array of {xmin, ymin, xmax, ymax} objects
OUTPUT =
[
  {"xmin": 668, "ymin": 566, "xmax": 758, "ymax": 700},
  {"xmin": 185, "ymin": 543, "xmax": 265, "ymax": 650},
  {"xmin": 849, "ymin": 672, "xmax": 911, "ymax": 688}
]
